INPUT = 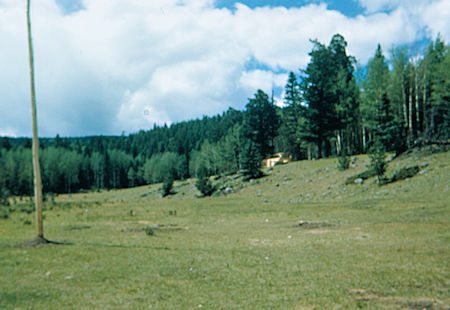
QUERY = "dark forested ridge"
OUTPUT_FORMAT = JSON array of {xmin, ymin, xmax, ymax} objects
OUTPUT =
[{"xmin": 0, "ymin": 34, "xmax": 448, "ymax": 197}]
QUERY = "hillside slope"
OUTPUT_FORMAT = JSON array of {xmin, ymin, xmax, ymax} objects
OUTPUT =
[{"xmin": 69, "ymin": 147, "xmax": 449, "ymax": 206}]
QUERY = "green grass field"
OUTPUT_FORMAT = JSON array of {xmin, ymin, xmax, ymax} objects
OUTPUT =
[{"xmin": 1, "ymin": 149, "xmax": 449, "ymax": 309}]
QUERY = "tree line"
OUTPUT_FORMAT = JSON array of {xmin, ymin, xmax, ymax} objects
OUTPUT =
[{"xmin": 0, "ymin": 34, "xmax": 448, "ymax": 198}]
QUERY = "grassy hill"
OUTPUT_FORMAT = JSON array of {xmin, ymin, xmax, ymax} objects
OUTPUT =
[{"xmin": 1, "ymin": 148, "xmax": 449, "ymax": 309}]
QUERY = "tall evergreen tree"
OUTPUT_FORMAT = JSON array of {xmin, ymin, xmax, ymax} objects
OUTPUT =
[
  {"xmin": 280, "ymin": 72, "xmax": 303, "ymax": 160},
  {"xmin": 241, "ymin": 89, "xmax": 280, "ymax": 158},
  {"xmin": 426, "ymin": 36, "xmax": 449, "ymax": 141},
  {"xmin": 299, "ymin": 34, "xmax": 358, "ymax": 158}
]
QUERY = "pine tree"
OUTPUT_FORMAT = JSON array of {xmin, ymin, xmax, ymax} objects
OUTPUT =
[
  {"xmin": 161, "ymin": 176, "xmax": 174, "ymax": 197},
  {"xmin": 368, "ymin": 140, "xmax": 387, "ymax": 185},
  {"xmin": 242, "ymin": 90, "xmax": 280, "ymax": 159},
  {"xmin": 300, "ymin": 34, "xmax": 358, "ymax": 158},
  {"xmin": 280, "ymin": 72, "xmax": 303, "ymax": 160},
  {"xmin": 195, "ymin": 165, "xmax": 215, "ymax": 197},
  {"xmin": 427, "ymin": 36, "xmax": 449, "ymax": 141},
  {"xmin": 239, "ymin": 140, "xmax": 263, "ymax": 180}
]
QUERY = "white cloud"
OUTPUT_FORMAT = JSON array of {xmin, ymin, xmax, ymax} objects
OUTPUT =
[
  {"xmin": 0, "ymin": 0, "xmax": 448, "ymax": 136},
  {"xmin": 240, "ymin": 70, "xmax": 288, "ymax": 94}
]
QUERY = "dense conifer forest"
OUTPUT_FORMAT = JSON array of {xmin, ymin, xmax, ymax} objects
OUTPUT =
[{"xmin": 0, "ymin": 34, "xmax": 448, "ymax": 198}]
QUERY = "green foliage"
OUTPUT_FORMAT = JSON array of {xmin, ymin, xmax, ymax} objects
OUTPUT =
[
  {"xmin": 428, "ymin": 38, "xmax": 450, "ymax": 141},
  {"xmin": 195, "ymin": 166, "xmax": 215, "ymax": 197},
  {"xmin": 300, "ymin": 34, "xmax": 359, "ymax": 158},
  {"xmin": 145, "ymin": 226, "xmax": 154, "ymax": 236},
  {"xmin": 0, "ymin": 209, "xmax": 9, "ymax": 219},
  {"xmin": 337, "ymin": 153, "xmax": 350, "ymax": 171},
  {"xmin": 144, "ymin": 152, "xmax": 186, "ymax": 184},
  {"xmin": 195, "ymin": 175, "xmax": 215, "ymax": 197},
  {"xmin": 368, "ymin": 141, "xmax": 387, "ymax": 185},
  {"xmin": 239, "ymin": 140, "xmax": 264, "ymax": 180},
  {"xmin": 345, "ymin": 169, "xmax": 377, "ymax": 185},
  {"xmin": 390, "ymin": 165, "xmax": 420, "ymax": 183},
  {"xmin": 161, "ymin": 177, "xmax": 174, "ymax": 198},
  {"xmin": 279, "ymin": 72, "xmax": 304, "ymax": 160},
  {"xmin": 242, "ymin": 89, "xmax": 279, "ymax": 159}
]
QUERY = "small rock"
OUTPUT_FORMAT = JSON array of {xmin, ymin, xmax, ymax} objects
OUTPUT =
[
  {"xmin": 263, "ymin": 199, "xmax": 269, "ymax": 203},
  {"xmin": 256, "ymin": 193, "xmax": 262, "ymax": 197},
  {"xmin": 351, "ymin": 157, "xmax": 357, "ymax": 164},
  {"xmin": 298, "ymin": 220, "xmax": 306, "ymax": 226},
  {"xmin": 420, "ymin": 162, "xmax": 429, "ymax": 168},
  {"xmin": 419, "ymin": 168, "xmax": 432, "ymax": 175},
  {"xmin": 354, "ymin": 178, "xmax": 364, "ymax": 184},
  {"xmin": 224, "ymin": 187, "xmax": 233, "ymax": 194},
  {"xmin": 305, "ymin": 179, "xmax": 312, "ymax": 183}
]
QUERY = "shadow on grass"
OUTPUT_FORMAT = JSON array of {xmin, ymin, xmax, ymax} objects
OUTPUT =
[
  {"xmin": 11, "ymin": 236, "xmax": 74, "ymax": 248},
  {"xmin": 1, "ymin": 238, "xmax": 170, "ymax": 251}
]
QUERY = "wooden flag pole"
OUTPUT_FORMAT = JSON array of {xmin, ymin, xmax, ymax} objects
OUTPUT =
[{"xmin": 27, "ymin": 0, "xmax": 44, "ymax": 238}]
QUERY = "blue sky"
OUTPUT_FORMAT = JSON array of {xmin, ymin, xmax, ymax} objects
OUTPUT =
[
  {"xmin": 1, "ymin": 0, "xmax": 449, "ymax": 137},
  {"xmin": 215, "ymin": 0, "xmax": 365, "ymax": 16}
]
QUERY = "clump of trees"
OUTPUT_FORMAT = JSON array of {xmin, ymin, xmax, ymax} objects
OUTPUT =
[{"xmin": 0, "ymin": 34, "xmax": 448, "ymax": 198}]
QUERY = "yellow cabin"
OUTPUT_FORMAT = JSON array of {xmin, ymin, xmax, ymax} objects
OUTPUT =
[{"xmin": 262, "ymin": 152, "xmax": 291, "ymax": 168}]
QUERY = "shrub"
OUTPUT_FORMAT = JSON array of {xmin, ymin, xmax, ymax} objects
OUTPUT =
[
  {"xmin": 145, "ymin": 226, "xmax": 154, "ymax": 236},
  {"xmin": 196, "ymin": 175, "xmax": 215, "ymax": 197},
  {"xmin": 368, "ymin": 141, "xmax": 387, "ymax": 185},
  {"xmin": 161, "ymin": 177, "xmax": 174, "ymax": 197},
  {"xmin": 337, "ymin": 153, "xmax": 350, "ymax": 171},
  {"xmin": 345, "ymin": 169, "xmax": 377, "ymax": 185},
  {"xmin": 0, "ymin": 210, "xmax": 9, "ymax": 219},
  {"xmin": 390, "ymin": 166, "xmax": 420, "ymax": 183}
]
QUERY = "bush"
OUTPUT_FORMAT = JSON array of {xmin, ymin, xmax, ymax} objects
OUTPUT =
[
  {"xmin": 196, "ymin": 175, "xmax": 215, "ymax": 197},
  {"xmin": 145, "ymin": 226, "xmax": 154, "ymax": 236},
  {"xmin": 345, "ymin": 169, "xmax": 377, "ymax": 185},
  {"xmin": 0, "ymin": 210, "xmax": 9, "ymax": 219},
  {"xmin": 368, "ymin": 141, "xmax": 387, "ymax": 185},
  {"xmin": 389, "ymin": 165, "xmax": 420, "ymax": 183},
  {"xmin": 337, "ymin": 153, "xmax": 350, "ymax": 171},
  {"xmin": 161, "ymin": 177, "xmax": 174, "ymax": 198}
]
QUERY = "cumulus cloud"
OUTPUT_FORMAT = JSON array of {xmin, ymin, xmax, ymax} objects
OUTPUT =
[{"xmin": 0, "ymin": 0, "xmax": 448, "ymax": 137}]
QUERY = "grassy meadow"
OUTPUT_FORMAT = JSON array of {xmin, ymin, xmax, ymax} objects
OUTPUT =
[{"xmin": 1, "ymin": 149, "xmax": 449, "ymax": 309}]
